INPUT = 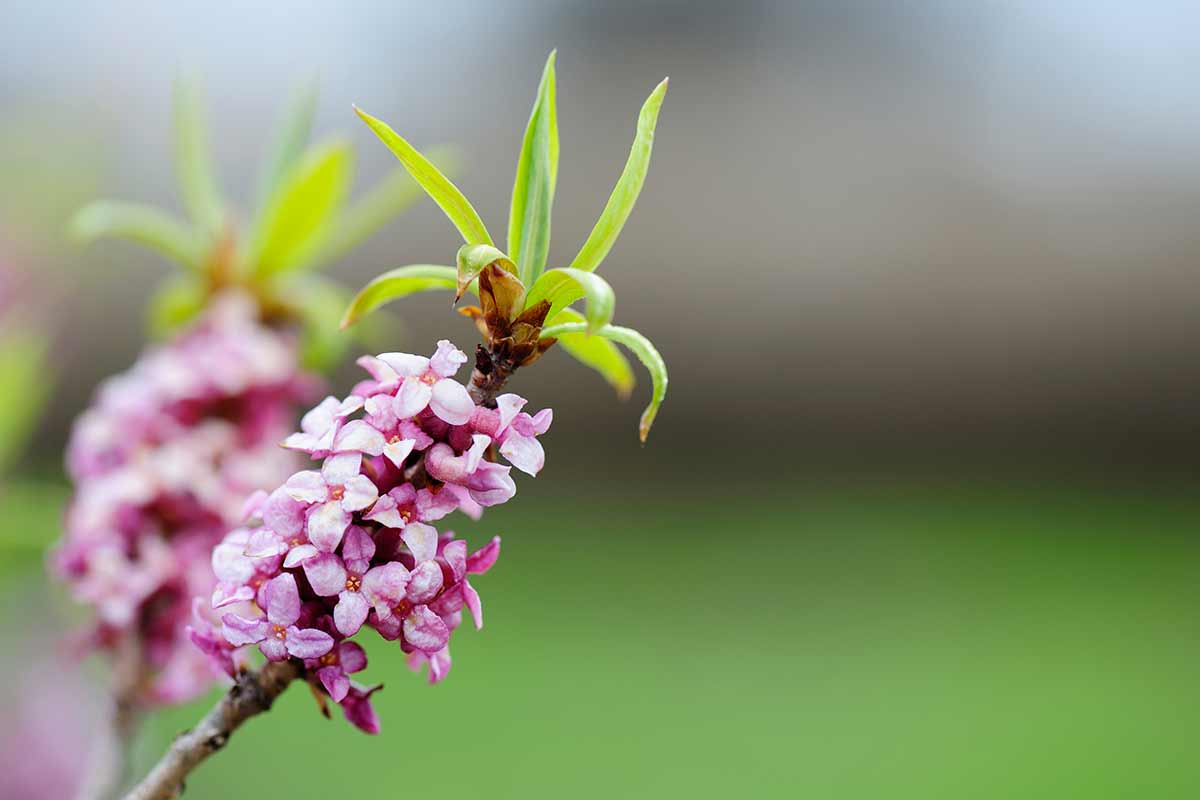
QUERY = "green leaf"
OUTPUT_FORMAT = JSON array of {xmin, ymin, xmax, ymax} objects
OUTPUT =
[
  {"xmin": 71, "ymin": 201, "xmax": 204, "ymax": 269},
  {"xmin": 0, "ymin": 332, "xmax": 49, "ymax": 474},
  {"xmin": 540, "ymin": 321, "xmax": 667, "ymax": 442},
  {"xmin": 508, "ymin": 51, "xmax": 559, "ymax": 287},
  {"xmin": 146, "ymin": 273, "xmax": 207, "ymax": 337},
  {"xmin": 173, "ymin": 79, "xmax": 225, "ymax": 233},
  {"xmin": 544, "ymin": 308, "xmax": 635, "ymax": 398},
  {"xmin": 354, "ymin": 106, "xmax": 493, "ymax": 246},
  {"xmin": 524, "ymin": 266, "xmax": 614, "ymax": 332},
  {"xmin": 256, "ymin": 79, "xmax": 319, "ymax": 214},
  {"xmin": 312, "ymin": 146, "xmax": 459, "ymax": 269},
  {"xmin": 456, "ymin": 244, "xmax": 516, "ymax": 300},
  {"xmin": 341, "ymin": 264, "xmax": 464, "ymax": 329},
  {"xmin": 250, "ymin": 140, "xmax": 354, "ymax": 277},
  {"xmin": 570, "ymin": 77, "xmax": 668, "ymax": 273}
]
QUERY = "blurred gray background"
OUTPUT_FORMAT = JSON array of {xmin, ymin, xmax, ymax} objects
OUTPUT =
[{"xmin": 6, "ymin": 0, "xmax": 1200, "ymax": 477}]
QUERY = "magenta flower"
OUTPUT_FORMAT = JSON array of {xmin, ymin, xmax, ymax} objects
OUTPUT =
[
  {"xmin": 302, "ymin": 527, "xmax": 410, "ymax": 636},
  {"xmin": 55, "ymin": 293, "xmax": 314, "ymax": 706},
  {"xmin": 305, "ymin": 640, "xmax": 368, "ymax": 703},
  {"xmin": 285, "ymin": 453, "xmax": 379, "ymax": 551},
  {"xmin": 340, "ymin": 684, "xmax": 382, "ymax": 734},
  {"xmin": 222, "ymin": 574, "xmax": 333, "ymax": 662}
]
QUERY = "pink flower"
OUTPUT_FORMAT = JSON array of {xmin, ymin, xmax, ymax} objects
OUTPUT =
[
  {"xmin": 358, "ymin": 340, "xmax": 474, "ymax": 424},
  {"xmin": 363, "ymin": 484, "xmax": 458, "ymax": 529},
  {"xmin": 303, "ymin": 527, "xmax": 410, "ymax": 636},
  {"xmin": 282, "ymin": 395, "xmax": 364, "ymax": 456},
  {"xmin": 305, "ymin": 641, "xmax": 368, "ymax": 703},
  {"xmin": 285, "ymin": 453, "xmax": 379, "ymax": 552},
  {"xmin": 222, "ymin": 574, "xmax": 333, "ymax": 661}
]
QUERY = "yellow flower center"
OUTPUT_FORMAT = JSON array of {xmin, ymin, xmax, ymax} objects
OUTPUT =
[
  {"xmin": 271, "ymin": 624, "xmax": 287, "ymax": 640},
  {"xmin": 345, "ymin": 575, "xmax": 362, "ymax": 592}
]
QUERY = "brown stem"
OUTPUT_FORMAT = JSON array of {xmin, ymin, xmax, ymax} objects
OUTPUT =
[
  {"xmin": 122, "ymin": 660, "xmax": 301, "ymax": 800},
  {"xmin": 467, "ymin": 344, "xmax": 517, "ymax": 406}
]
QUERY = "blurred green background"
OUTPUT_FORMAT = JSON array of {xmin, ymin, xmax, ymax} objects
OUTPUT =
[{"xmin": 4, "ymin": 1, "xmax": 1200, "ymax": 798}]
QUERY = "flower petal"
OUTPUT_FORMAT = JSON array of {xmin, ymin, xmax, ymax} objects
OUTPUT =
[
  {"xmin": 221, "ymin": 614, "xmax": 268, "ymax": 646},
  {"xmin": 383, "ymin": 437, "xmax": 415, "ymax": 469},
  {"xmin": 259, "ymin": 635, "xmax": 289, "ymax": 662},
  {"xmin": 341, "ymin": 526, "xmax": 376, "ymax": 573},
  {"xmin": 401, "ymin": 522, "xmax": 439, "ymax": 563},
  {"xmin": 244, "ymin": 529, "xmax": 286, "ymax": 560},
  {"xmin": 463, "ymin": 579, "xmax": 484, "ymax": 629},
  {"xmin": 406, "ymin": 560, "xmax": 444, "ymax": 604},
  {"xmin": 285, "ymin": 626, "xmax": 334, "ymax": 659},
  {"xmin": 303, "ymin": 552, "xmax": 348, "ymax": 597},
  {"xmin": 363, "ymin": 494, "xmax": 405, "ymax": 528},
  {"xmin": 467, "ymin": 536, "xmax": 501, "ymax": 575},
  {"xmin": 403, "ymin": 605, "xmax": 450, "ymax": 653},
  {"xmin": 377, "ymin": 352, "xmax": 429, "ymax": 378},
  {"xmin": 393, "ymin": 379, "xmax": 433, "ymax": 419},
  {"xmin": 306, "ymin": 501, "xmax": 351, "ymax": 552},
  {"xmin": 212, "ymin": 537, "xmax": 255, "ymax": 584},
  {"xmin": 264, "ymin": 573, "xmax": 303, "ymax": 627},
  {"xmin": 333, "ymin": 420, "xmax": 386, "ymax": 457},
  {"xmin": 340, "ymin": 474, "xmax": 380, "ymax": 512},
  {"xmin": 284, "ymin": 471, "xmax": 327, "ymax": 504},
  {"xmin": 362, "ymin": 562, "xmax": 411, "ymax": 611},
  {"xmin": 494, "ymin": 393, "xmax": 527, "ymax": 433},
  {"xmin": 262, "ymin": 488, "xmax": 306, "ymax": 539},
  {"xmin": 283, "ymin": 543, "xmax": 319, "ymax": 568},
  {"xmin": 430, "ymin": 379, "xmax": 474, "ymax": 425},
  {"xmin": 334, "ymin": 591, "xmax": 370, "ymax": 636},
  {"xmin": 429, "ymin": 340, "xmax": 468, "ymax": 378},
  {"xmin": 321, "ymin": 452, "xmax": 362, "ymax": 486},
  {"xmin": 499, "ymin": 429, "xmax": 545, "ymax": 476},
  {"xmin": 318, "ymin": 665, "xmax": 350, "ymax": 703},
  {"xmin": 338, "ymin": 641, "xmax": 368, "ymax": 674}
]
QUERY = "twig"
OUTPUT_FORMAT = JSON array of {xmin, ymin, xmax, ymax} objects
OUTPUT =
[{"xmin": 122, "ymin": 660, "xmax": 301, "ymax": 800}]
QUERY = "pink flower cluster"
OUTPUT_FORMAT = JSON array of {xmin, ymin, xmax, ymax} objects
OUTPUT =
[
  {"xmin": 54, "ymin": 294, "xmax": 315, "ymax": 705},
  {"xmin": 199, "ymin": 340, "xmax": 549, "ymax": 732}
]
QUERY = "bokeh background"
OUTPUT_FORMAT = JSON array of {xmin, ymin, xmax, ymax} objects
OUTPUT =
[{"xmin": 3, "ymin": 1, "xmax": 1199, "ymax": 797}]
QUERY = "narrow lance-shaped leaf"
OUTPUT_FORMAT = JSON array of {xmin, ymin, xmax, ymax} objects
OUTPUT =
[
  {"xmin": 312, "ymin": 147, "xmax": 459, "ymax": 269},
  {"xmin": 456, "ymin": 244, "xmax": 516, "ymax": 301},
  {"xmin": 251, "ymin": 140, "xmax": 354, "ymax": 277},
  {"xmin": 570, "ymin": 77, "xmax": 668, "ymax": 273},
  {"xmin": 71, "ymin": 201, "xmax": 204, "ymax": 269},
  {"xmin": 256, "ymin": 79, "xmax": 319, "ymax": 213},
  {"xmin": 539, "ymin": 321, "xmax": 667, "ymax": 442},
  {"xmin": 544, "ymin": 308, "xmax": 635, "ymax": 398},
  {"xmin": 340, "ymin": 264, "xmax": 464, "ymax": 329},
  {"xmin": 354, "ymin": 106, "xmax": 493, "ymax": 246},
  {"xmin": 524, "ymin": 267, "xmax": 614, "ymax": 332},
  {"xmin": 173, "ymin": 79, "xmax": 225, "ymax": 233},
  {"xmin": 508, "ymin": 51, "xmax": 559, "ymax": 287}
]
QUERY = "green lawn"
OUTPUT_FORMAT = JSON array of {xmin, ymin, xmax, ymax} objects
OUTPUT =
[{"xmin": 6, "ymin": 479, "xmax": 1198, "ymax": 797}]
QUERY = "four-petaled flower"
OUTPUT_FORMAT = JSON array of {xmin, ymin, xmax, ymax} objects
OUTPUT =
[
  {"xmin": 285, "ymin": 453, "xmax": 379, "ymax": 551},
  {"xmin": 222, "ymin": 573, "xmax": 333, "ymax": 661}
]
